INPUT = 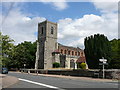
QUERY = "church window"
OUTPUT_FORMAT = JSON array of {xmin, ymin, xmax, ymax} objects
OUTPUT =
[
  {"xmin": 75, "ymin": 52, "xmax": 77, "ymax": 56},
  {"xmin": 72, "ymin": 51, "xmax": 74, "ymax": 55},
  {"xmin": 68, "ymin": 51, "xmax": 71, "ymax": 55},
  {"xmin": 41, "ymin": 27, "xmax": 44, "ymax": 34},
  {"xmin": 61, "ymin": 49, "xmax": 63, "ymax": 54},
  {"xmin": 78, "ymin": 52, "xmax": 80, "ymax": 56},
  {"xmin": 81, "ymin": 52, "xmax": 83, "ymax": 57},
  {"xmin": 64, "ymin": 50, "xmax": 67, "ymax": 54},
  {"xmin": 51, "ymin": 26, "xmax": 54, "ymax": 34}
]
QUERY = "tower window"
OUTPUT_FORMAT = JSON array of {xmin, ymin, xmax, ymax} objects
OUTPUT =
[
  {"xmin": 51, "ymin": 26, "xmax": 54, "ymax": 34},
  {"xmin": 41, "ymin": 27, "xmax": 44, "ymax": 34}
]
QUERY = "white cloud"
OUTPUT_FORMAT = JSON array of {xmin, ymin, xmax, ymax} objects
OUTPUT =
[
  {"xmin": 40, "ymin": 0, "xmax": 68, "ymax": 10},
  {"xmin": 1, "ymin": 2, "xmax": 118, "ymax": 49},
  {"xmin": 58, "ymin": 13, "xmax": 118, "ymax": 48},
  {"xmin": 56, "ymin": 1, "xmax": 118, "ymax": 48},
  {"xmin": 2, "ymin": 8, "xmax": 46, "ymax": 45},
  {"xmin": 92, "ymin": 1, "xmax": 118, "ymax": 13},
  {"xmin": 51, "ymin": 1, "xmax": 68, "ymax": 10}
]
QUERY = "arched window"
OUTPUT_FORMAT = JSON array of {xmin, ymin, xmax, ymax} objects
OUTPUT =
[
  {"xmin": 51, "ymin": 26, "xmax": 54, "ymax": 34},
  {"xmin": 61, "ymin": 49, "xmax": 63, "ymax": 54},
  {"xmin": 81, "ymin": 52, "xmax": 83, "ymax": 57},
  {"xmin": 75, "ymin": 52, "xmax": 77, "ymax": 56},
  {"xmin": 70, "ymin": 59, "xmax": 75, "ymax": 68},
  {"xmin": 68, "ymin": 51, "xmax": 71, "ymax": 55},
  {"xmin": 64, "ymin": 50, "xmax": 67, "ymax": 54},
  {"xmin": 72, "ymin": 51, "xmax": 74, "ymax": 55}
]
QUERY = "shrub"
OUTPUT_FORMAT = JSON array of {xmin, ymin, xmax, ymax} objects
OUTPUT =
[
  {"xmin": 80, "ymin": 63, "xmax": 86, "ymax": 69},
  {"xmin": 53, "ymin": 62, "xmax": 60, "ymax": 68}
]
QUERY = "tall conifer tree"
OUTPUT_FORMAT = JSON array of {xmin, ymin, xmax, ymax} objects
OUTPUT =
[{"xmin": 84, "ymin": 34, "xmax": 111, "ymax": 69}]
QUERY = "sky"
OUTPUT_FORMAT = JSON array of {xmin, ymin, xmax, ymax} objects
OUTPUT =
[{"xmin": 0, "ymin": 0, "xmax": 118, "ymax": 49}]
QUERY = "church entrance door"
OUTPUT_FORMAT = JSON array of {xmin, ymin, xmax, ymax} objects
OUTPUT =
[{"xmin": 70, "ymin": 59, "xmax": 75, "ymax": 68}]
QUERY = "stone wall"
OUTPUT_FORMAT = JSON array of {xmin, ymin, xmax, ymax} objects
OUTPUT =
[
  {"xmin": 20, "ymin": 69, "xmax": 120, "ymax": 79},
  {"xmin": 47, "ymin": 69, "xmax": 94, "ymax": 77}
]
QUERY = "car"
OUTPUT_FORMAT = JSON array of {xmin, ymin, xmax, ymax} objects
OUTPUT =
[{"xmin": 2, "ymin": 68, "xmax": 8, "ymax": 74}]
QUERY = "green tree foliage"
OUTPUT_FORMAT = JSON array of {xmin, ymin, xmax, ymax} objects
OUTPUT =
[
  {"xmin": 1, "ymin": 32, "xmax": 37, "ymax": 69},
  {"xmin": 84, "ymin": 34, "xmax": 111, "ymax": 69},
  {"xmin": 1, "ymin": 32, "xmax": 14, "ymax": 68},
  {"xmin": 0, "ymin": 32, "xmax": 2, "ymax": 66},
  {"xmin": 12, "ymin": 41, "xmax": 37, "ymax": 69},
  {"xmin": 109, "ymin": 39, "xmax": 120, "ymax": 68},
  {"xmin": 53, "ymin": 62, "xmax": 60, "ymax": 68}
]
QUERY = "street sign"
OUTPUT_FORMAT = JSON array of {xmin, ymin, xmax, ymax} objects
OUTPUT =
[
  {"xmin": 99, "ymin": 63, "xmax": 108, "ymax": 65},
  {"xmin": 103, "ymin": 61, "xmax": 106, "ymax": 64},
  {"xmin": 99, "ymin": 59, "xmax": 107, "ymax": 62}
]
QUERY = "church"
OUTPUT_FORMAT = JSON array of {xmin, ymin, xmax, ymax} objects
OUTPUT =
[{"xmin": 35, "ymin": 20, "xmax": 87, "ymax": 70}]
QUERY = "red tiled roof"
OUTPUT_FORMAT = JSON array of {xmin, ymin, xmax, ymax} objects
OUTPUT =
[
  {"xmin": 58, "ymin": 43, "xmax": 83, "ymax": 51},
  {"xmin": 52, "ymin": 49, "xmax": 60, "ymax": 53},
  {"xmin": 76, "ymin": 57, "xmax": 86, "ymax": 63}
]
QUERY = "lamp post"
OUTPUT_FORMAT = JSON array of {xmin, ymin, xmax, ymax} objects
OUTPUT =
[{"xmin": 99, "ymin": 57, "xmax": 107, "ymax": 79}]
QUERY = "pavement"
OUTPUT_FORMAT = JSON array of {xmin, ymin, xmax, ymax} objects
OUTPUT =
[
  {"xmin": 0, "ymin": 73, "xmax": 19, "ymax": 88},
  {"xmin": 0, "ymin": 71, "xmax": 118, "ymax": 89},
  {"xmin": 8, "ymin": 72, "xmax": 119, "ymax": 89},
  {"xmin": 15, "ymin": 71, "xmax": 118, "ymax": 83},
  {"xmin": 29, "ymin": 73, "xmax": 118, "ymax": 82}
]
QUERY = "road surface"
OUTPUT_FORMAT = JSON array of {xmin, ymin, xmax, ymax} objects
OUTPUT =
[{"xmin": 5, "ymin": 72, "xmax": 119, "ymax": 89}]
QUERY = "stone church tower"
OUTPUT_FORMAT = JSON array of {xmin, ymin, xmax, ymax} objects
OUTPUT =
[{"xmin": 36, "ymin": 20, "xmax": 57, "ymax": 69}]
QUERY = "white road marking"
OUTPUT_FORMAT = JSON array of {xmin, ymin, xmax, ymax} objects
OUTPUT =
[{"xmin": 18, "ymin": 78, "xmax": 64, "ymax": 90}]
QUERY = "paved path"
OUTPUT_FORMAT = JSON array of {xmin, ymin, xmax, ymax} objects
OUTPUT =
[
  {"xmin": 7, "ymin": 72, "xmax": 119, "ymax": 89},
  {"xmin": 0, "ymin": 73, "xmax": 19, "ymax": 89}
]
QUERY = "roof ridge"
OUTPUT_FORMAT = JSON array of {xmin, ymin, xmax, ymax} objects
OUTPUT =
[{"xmin": 58, "ymin": 43, "xmax": 83, "ymax": 50}]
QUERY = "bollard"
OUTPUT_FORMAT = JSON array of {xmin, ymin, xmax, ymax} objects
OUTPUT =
[{"xmin": 28, "ymin": 70, "xmax": 30, "ymax": 74}]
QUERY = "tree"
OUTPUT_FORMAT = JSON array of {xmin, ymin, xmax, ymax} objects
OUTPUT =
[
  {"xmin": 109, "ymin": 39, "xmax": 120, "ymax": 68},
  {"xmin": 1, "ymin": 32, "xmax": 14, "ymax": 68},
  {"xmin": 0, "ymin": 32, "xmax": 2, "ymax": 67},
  {"xmin": 0, "ymin": 32, "xmax": 37, "ymax": 69},
  {"xmin": 12, "ymin": 41, "xmax": 37, "ymax": 69},
  {"xmin": 84, "ymin": 34, "xmax": 111, "ymax": 69}
]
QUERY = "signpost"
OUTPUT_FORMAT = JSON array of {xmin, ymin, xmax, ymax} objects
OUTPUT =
[{"xmin": 99, "ymin": 57, "xmax": 107, "ymax": 79}]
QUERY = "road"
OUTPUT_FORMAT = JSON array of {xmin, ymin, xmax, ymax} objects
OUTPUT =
[{"xmin": 5, "ymin": 72, "xmax": 119, "ymax": 89}]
